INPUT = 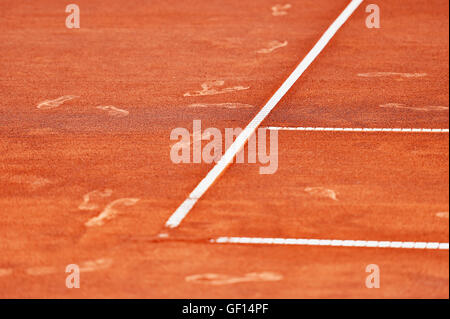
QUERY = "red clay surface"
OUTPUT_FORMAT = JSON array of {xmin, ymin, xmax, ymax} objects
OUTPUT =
[
  {"xmin": 267, "ymin": 0, "xmax": 449, "ymax": 129},
  {"xmin": 0, "ymin": 0, "xmax": 448, "ymax": 298},
  {"xmin": 181, "ymin": 133, "xmax": 449, "ymax": 242}
]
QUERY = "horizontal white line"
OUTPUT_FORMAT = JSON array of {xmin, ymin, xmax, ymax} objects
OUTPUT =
[
  {"xmin": 212, "ymin": 237, "xmax": 450, "ymax": 250},
  {"xmin": 164, "ymin": 0, "xmax": 364, "ymax": 229},
  {"xmin": 267, "ymin": 127, "xmax": 450, "ymax": 133}
]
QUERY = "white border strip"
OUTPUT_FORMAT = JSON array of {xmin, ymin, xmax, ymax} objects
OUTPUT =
[
  {"xmin": 165, "ymin": 0, "xmax": 364, "ymax": 228},
  {"xmin": 212, "ymin": 237, "xmax": 450, "ymax": 250},
  {"xmin": 268, "ymin": 127, "xmax": 450, "ymax": 133}
]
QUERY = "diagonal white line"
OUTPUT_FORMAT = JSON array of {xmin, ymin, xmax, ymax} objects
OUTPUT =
[
  {"xmin": 211, "ymin": 237, "xmax": 450, "ymax": 250},
  {"xmin": 165, "ymin": 0, "xmax": 364, "ymax": 229}
]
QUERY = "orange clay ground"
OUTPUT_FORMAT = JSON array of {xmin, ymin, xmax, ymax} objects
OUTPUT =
[{"xmin": 0, "ymin": 0, "xmax": 448, "ymax": 298}]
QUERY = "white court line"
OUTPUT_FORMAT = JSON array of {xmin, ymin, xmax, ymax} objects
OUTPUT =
[
  {"xmin": 268, "ymin": 127, "xmax": 450, "ymax": 133},
  {"xmin": 165, "ymin": 0, "xmax": 364, "ymax": 228},
  {"xmin": 212, "ymin": 237, "xmax": 450, "ymax": 250}
]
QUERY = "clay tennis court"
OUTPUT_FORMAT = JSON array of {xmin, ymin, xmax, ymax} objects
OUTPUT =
[{"xmin": 0, "ymin": 0, "xmax": 448, "ymax": 299}]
